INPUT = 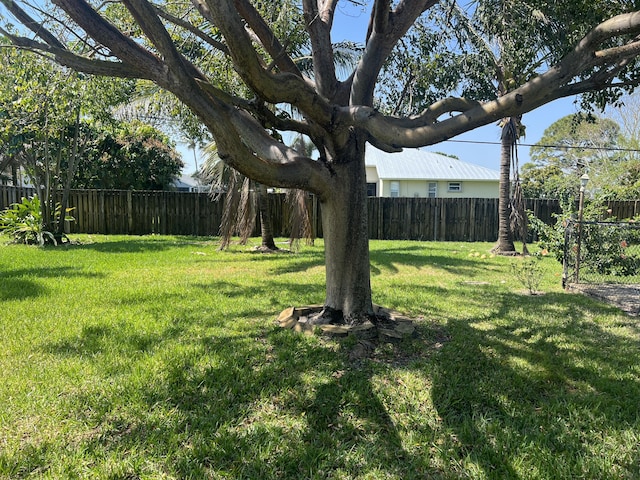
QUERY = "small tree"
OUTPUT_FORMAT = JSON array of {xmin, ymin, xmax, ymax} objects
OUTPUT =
[
  {"xmin": 201, "ymin": 138, "xmax": 313, "ymax": 251},
  {"xmin": 0, "ymin": 41, "xmax": 134, "ymax": 240}
]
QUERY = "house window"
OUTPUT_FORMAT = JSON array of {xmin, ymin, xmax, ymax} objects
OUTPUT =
[
  {"xmin": 366, "ymin": 183, "xmax": 377, "ymax": 197},
  {"xmin": 428, "ymin": 182, "xmax": 437, "ymax": 198},
  {"xmin": 448, "ymin": 182, "xmax": 462, "ymax": 192},
  {"xmin": 390, "ymin": 181, "xmax": 400, "ymax": 197}
]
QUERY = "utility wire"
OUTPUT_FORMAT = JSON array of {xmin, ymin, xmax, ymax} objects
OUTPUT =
[{"xmin": 445, "ymin": 139, "xmax": 640, "ymax": 153}]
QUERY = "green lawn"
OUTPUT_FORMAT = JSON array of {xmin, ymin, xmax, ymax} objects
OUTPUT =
[{"xmin": 1, "ymin": 235, "xmax": 638, "ymax": 479}]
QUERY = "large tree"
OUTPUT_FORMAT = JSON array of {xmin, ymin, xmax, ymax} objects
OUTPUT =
[
  {"xmin": 601, "ymin": 94, "xmax": 640, "ymax": 200},
  {"xmin": 4, "ymin": 1, "xmax": 640, "ymax": 324}
]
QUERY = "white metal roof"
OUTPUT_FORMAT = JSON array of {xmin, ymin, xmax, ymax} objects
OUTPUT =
[{"xmin": 366, "ymin": 146, "xmax": 499, "ymax": 181}]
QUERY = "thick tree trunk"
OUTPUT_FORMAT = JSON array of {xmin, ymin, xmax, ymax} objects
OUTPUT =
[
  {"xmin": 493, "ymin": 120, "xmax": 517, "ymax": 254},
  {"xmin": 312, "ymin": 139, "xmax": 374, "ymax": 324}
]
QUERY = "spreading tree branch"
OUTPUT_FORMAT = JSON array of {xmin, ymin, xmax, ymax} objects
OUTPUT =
[
  {"xmin": 0, "ymin": 28, "xmax": 146, "ymax": 78},
  {"xmin": 235, "ymin": 0, "xmax": 301, "ymax": 76},
  {"xmin": 343, "ymin": 10, "xmax": 640, "ymax": 147},
  {"xmin": 153, "ymin": 5, "xmax": 229, "ymax": 56},
  {"xmin": 52, "ymin": 0, "xmax": 166, "ymax": 78},
  {"xmin": 350, "ymin": 0, "xmax": 437, "ymax": 105},
  {"xmin": 302, "ymin": 0, "xmax": 338, "ymax": 98}
]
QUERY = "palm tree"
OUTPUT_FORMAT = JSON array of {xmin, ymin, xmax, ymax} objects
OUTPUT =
[
  {"xmin": 493, "ymin": 116, "xmax": 529, "ymax": 255},
  {"xmin": 447, "ymin": 0, "xmax": 553, "ymax": 254}
]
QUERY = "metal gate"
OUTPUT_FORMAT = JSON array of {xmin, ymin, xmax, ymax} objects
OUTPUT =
[{"xmin": 563, "ymin": 220, "xmax": 640, "ymax": 287}]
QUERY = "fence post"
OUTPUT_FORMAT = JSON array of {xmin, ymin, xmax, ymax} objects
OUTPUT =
[
  {"xmin": 433, "ymin": 198, "xmax": 441, "ymax": 242},
  {"xmin": 99, "ymin": 190, "xmax": 106, "ymax": 233},
  {"xmin": 562, "ymin": 220, "xmax": 571, "ymax": 289},
  {"xmin": 127, "ymin": 190, "xmax": 133, "ymax": 234},
  {"xmin": 194, "ymin": 193, "xmax": 200, "ymax": 236}
]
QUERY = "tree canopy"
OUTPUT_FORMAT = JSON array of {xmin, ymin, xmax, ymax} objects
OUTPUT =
[
  {"xmin": 71, "ymin": 121, "xmax": 184, "ymax": 191},
  {"xmin": 3, "ymin": 1, "xmax": 640, "ymax": 323},
  {"xmin": 523, "ymin": 112, "xmax": 640, "ymax": 200},
  {"xmin": 0, "ymin": 44, "xmax": 181, "ymax": 191}
]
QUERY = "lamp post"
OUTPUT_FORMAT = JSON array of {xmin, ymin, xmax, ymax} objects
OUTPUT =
[{"xmin": 575, "ymin": 173, "xmax": 590, "ymax": 283}]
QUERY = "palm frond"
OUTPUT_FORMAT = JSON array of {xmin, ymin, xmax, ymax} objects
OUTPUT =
[{"xmin": 286, "ymin": 188, "xmax": 314, "ymax": 250}]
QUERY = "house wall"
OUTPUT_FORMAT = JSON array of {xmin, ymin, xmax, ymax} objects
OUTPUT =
[
  {"xmin": 377, "ymin": 179, "xmax": 498, "ymax": 198},
  {"xmin": 365, "ymin": 166, "xmax": 379, "ymax": 182}
]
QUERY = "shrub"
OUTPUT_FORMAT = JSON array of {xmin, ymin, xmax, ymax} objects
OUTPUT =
[
  {"xmin": 0, "ymin": 195, "xmax": 74, "ymax": 246},
  {"xmin": 511, "ymin": 255, "xmax": 544, "ymax": 294},
  {"xmin": 580, "ymin": 223, "xmax": 640, "ymax": 276},
  {"xmin": 529, "ymin": 204, "xmax": 640, "ymax": 277}
]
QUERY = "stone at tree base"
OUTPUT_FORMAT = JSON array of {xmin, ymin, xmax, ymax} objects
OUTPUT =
[
  {"xmin": 393, "ymin": 321, "xmax": 416, "ymax": 335},
  {"xmin": 319, "ymin": 320, "xmax": 377, "ymax": 340},
  {"xmin": 293, "ymin": 321, "xmax": 315, "ymax": 335},
  {"xmin": 277, "ymin": 307, "xmax": 296, "ymax": 324},
  {"xmin": 276, "ymin": 305, "xmax": 416, "ymax": 343},
  {"xmin": 277, "ymin": 306, "xmax": 296, "ymax": 323},
  {"xmin": 278, "ymin": 317, "xmax": 298, "ymax": 329},
  {"xmin": 296, "ymin": 305, "xmax": 323, "ymax": 317},
  {"xmin": 317, "ymin": 323, "xmax": 349, "ymax": 336},
  {"xmin": 378, "ymin": 328, "xmax": 404, "ymax": 342}
]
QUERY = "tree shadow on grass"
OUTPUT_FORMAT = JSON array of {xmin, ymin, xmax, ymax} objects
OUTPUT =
[
  {"xmin": 190, "ymin": 278, "xmax": 326, "ymax": 313},
  {"xmin": 14, "ymin": 277, "xmax": 640, "ymax": 479},
  {"xmin": 370, "ymin": 245, "xmax": 500, "ymax": 277},
  {"xmin": 161, "ymin": 330, "xmax": 449, "ymax": 478},
  {"xmin": 1, "ymin": 278, "xmax": 47, "ymax": 301},
  {"xmin": 259, "ymin": 242, "xmax": 495, "ymax": 277},
  {"xmin": 73, "ymin": 237, "xmax": 180, "ymax": 253},
  {"xmin": 431, "ymin": 289, "xmax": 640, "ymax": 478},
  {"xmin": 1, "ymin": 266, "xmax": 104, "ymax": 301},
  {"xmin": 33, "ymin": 311, "xmax": 441, "ymax": 478},
  {"xmin": 43, "ymin": 323, "xmax": 166, "ymax": 359}
]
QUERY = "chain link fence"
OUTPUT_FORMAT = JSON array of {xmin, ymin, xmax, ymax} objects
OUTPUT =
[{"xmin": 563, "ymin": 220, "xmax": 640, "ymax": 287}]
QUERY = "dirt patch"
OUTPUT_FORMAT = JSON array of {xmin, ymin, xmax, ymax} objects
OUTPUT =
[{"xmin": 568, "ymin": 284, "xmax": 640, "ymax": 317}]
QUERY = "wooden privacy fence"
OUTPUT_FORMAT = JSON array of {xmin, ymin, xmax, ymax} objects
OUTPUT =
[
  {"xmin": 0, "ymin": 187, "xmax": 224, "ymax": 236},
  {"xmin": 1, "ymin": 185, "xmax": 638, "ymax": 242}
]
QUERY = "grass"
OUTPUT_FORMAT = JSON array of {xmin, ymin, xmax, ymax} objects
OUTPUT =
[{"xmin": 1, "ymin": 234, "xmax": 639, "ymax": 479}]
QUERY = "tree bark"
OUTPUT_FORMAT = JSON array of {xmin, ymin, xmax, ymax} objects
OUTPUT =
[
  {"xmin": 56, "ymin": 112, "xmax": 82, "ymax": 240},
  {"xmin": 493, "ymin": 119, "xmax": 517, "ymax": 254},
  {"xmin": 257, "ymin": 183, "xmax": 277, "ymax": 251},
  {"xmin": 312, "ymin": 137, "xmax": 374, "ymax": 324}
]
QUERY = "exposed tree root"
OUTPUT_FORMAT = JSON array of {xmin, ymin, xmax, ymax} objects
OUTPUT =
[
  {"xmin": 251, "ymin": 245, "xmax": 289, "ymax": 254},
  {"xmin": 277, "ymin": 305, "xmax": 416, "ymax": 343}
]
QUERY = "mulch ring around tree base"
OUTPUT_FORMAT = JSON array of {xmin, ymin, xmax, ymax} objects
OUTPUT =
[{"xmin": 568, "ymin": 283, "xmax": 640, "ymax": 317}]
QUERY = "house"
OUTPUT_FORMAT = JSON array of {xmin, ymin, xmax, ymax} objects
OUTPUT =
[
  {"xmin": 365, "ymin": 147, "xmax": 499, "ymax": 198},
  {"xmin": 173, "ymin": 173, "xmax": 209, "ymax": 193}
]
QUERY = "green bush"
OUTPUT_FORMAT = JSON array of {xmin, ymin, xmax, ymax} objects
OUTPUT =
[
  {"xmin": 511, "ymin": 255, "xmax": 544, "ymax": 294},
  {"xmin": 529, "ymin": 204, "xmax": 640, "ymax": 277},
  {"xmin": 581, "ymin": 222, "xmax": 640, "ymax": 276},
  {"xmin": 0, "ymin": 195, "xmax": 74, "ymax": 246}
]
